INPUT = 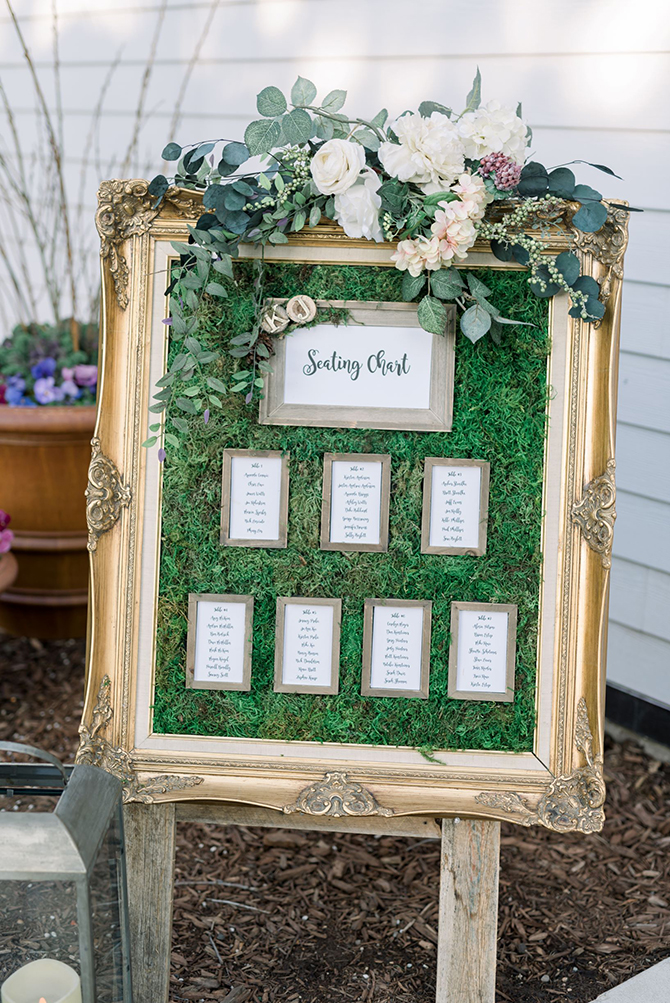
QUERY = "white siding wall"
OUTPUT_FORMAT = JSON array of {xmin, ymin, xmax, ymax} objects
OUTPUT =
[{"xmin": 1, "ymin": 0, "xmax": 668, "ymax": 706}]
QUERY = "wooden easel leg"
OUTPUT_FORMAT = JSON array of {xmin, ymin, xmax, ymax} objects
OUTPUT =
[
  {"xmin": 435, "ymin": 818, "xmax": 501, "ymax": 1003},
  {"xmin": 123, "ymin": 802, "xmax": 176, "ymax": 1003}
]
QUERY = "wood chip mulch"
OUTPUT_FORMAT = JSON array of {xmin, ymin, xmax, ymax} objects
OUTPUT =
[{"xmin": 1, "ymin": 633, "xmax": 668, "ymax": 1002}]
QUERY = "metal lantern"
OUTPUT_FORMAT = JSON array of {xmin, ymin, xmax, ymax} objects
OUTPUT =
[{"xmin": 0, "ymin": 743, "xmax": 132, "ymax": 1003}]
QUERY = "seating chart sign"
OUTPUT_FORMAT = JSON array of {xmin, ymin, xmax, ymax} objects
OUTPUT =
[
  {"xmin": 448, "ymin": 602, "xmax": 517, "ymax": 702},
  {"xmin": 321, "ymin": 453, "xmax": 391, "ymax": 553},
  {"xmin": 422, "ymin": 458, "xmax": 490, "ymax": 555},
  {"xmin": 186, "ymin": 594, "xmax": 254, "ymax": 691},
  {"xmin": 220, "ymin": 449, "xmax": 289, "ymax": 548},
  {"xmin": 259, "ymin": 301, "xmax": 455, "ymax": 432},
  {"xmin": 362, "ymin": 599, "xmax": 432, "ymax": 699},
  {"xmin": 274, "ymin": 597, "xmax": 341, "ymax": 694}
]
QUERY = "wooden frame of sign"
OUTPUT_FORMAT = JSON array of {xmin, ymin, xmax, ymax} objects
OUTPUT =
[
  {"xmin": 273, "ymin": 596, "xmax": 342, "ymax": 695},
  {"xmin": 320, "ymin": 452, "xmax": 391, "ymax": 553},
  {"xmin": 83, "ymin": 182, "xmax": 627, "ymax": 836},
  {"xmin": 421, "ymin": 457, "xmax": 490, "ymax": 556},
  {"xmin": 361, "ymin": 598, "xmax": 432, "ymax": 699},
  {"xmin": 220, "ymin": 448, "xmax": 289, "ymax": 549},
  {"xmin": 185, "ymin": 593, "xmax": 254, "ymax": 692},
  {"xmin": 447, "ymin": 601, "xmax": 518, "ymax": 703}
]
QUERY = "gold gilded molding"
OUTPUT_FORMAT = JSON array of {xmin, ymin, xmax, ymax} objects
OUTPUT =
[
  {"xmin": 86, "ymin": 437, "xmax": 132, "ymax": 552},
  {"xmin": 283, "ymin": 771, "xmax": 394, "ymax": 819},
  {"xmin": 475, "ymin": 698, "xmax": 605, "ymax": 832},
  {"xmin": 96, "ymin": 179, "xmax": 202, "ymax": 309},
  {"xmin": 572, "ymin": 459, "xmax": 616, "ymax": 569},
  {"xmin": 571, "ymin": 203, "xmax": 629, "ymax": 324},
  {"xmin": 77, "ymin": 676, "xmax": 204, "ymax": 803}
]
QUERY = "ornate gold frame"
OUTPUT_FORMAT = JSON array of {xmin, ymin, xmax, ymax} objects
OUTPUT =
[{"xmin": 79, "ymin": 179, "xmax": 628, "ymax": 834}]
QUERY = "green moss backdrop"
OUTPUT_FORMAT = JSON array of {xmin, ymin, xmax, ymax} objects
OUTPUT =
[{"xmin": 153, "ymin": 262, "xmax": 549, "ymax": 753}]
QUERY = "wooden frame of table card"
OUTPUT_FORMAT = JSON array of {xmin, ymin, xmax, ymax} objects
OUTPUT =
[{"xmin": 81, "ymin": 181, "xmax": 628, "ymax": 1003}]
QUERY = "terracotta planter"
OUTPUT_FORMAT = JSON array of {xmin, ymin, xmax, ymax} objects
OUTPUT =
[{"xmin": 0, "ymin": 406, "xmax": 96, "ymax": 638}]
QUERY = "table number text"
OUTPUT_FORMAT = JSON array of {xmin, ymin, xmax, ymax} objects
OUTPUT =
[
  {"xmin": 186, "ymin": 594, "xmax": 253, "ymax": 691},
  {"xmin": 422, "ymin": 458, "xmax": 489, "ymax": 555},
  {"xmin": 448, "ymin": 602, "xmax": 517, "ymax": 702},
  {"xmin": 221, "ymin": 449, "xmax": 288, "ymax": 548},
  {"xmin": 274, "ymin": 598, "xmax": 341, "ymax": 694},
  {"xmin": 362, "ymin": 599, "xmax": 432, "ymax": 699},
  {"xmin": 322, "ymin": 454, "xmax": 390, "ymax": 552}
]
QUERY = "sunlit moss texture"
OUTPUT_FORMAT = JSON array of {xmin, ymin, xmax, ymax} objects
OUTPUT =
[{"xmin": 153, "ymin": 263, "xmax": 549, "ymax": 752}]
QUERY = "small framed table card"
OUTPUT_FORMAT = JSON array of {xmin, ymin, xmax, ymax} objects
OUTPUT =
[
  {"xmin": 274, "ymin": 597, "xmax": 342, "ymax": 694},
  {"xmin": 448, "ymin": 601, "xmax": 517, "ymax": 702},
  {"xmin": 220, "ymin": 449, "xmax": 289, "ymax": 548},
  {"xmin": 421, "ymin": 458, "xmax": 490, "ymax": 556},
  {"xmin": 186, "ymin": 593, "xmax": 254, "ymax": 691},
  {"xmin": 362, "ymin": 599, "xmax": 432, "ymax": 699},
  {"xmin": 320, "ymin": 453, "xmax": 391, "ymax": 553}
]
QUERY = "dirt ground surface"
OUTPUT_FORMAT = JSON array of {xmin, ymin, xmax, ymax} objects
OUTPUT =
[{"xmin": 1, "ymin": 633, "xmax": 668, "ymax": 1003}]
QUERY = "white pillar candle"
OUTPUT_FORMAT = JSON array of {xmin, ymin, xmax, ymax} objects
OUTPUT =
[{"xmin": 1, "ymin": 959, "xmax": 82, "ymax": 1003}]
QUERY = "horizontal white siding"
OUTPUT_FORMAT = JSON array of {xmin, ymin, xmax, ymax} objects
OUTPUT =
[{"xmin": 0, "ymin": 0, "xmax": 667, "ymax": 708}]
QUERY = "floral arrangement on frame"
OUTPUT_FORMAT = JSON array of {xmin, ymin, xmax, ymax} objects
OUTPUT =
[{"xmin": 145, "ymin": 71, "xmax": 636, "ymax": 456}]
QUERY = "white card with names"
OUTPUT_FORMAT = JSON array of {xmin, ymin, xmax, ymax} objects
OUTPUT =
[
  {"xmin": 456, "ymin": 608, "xmax": 510, "ymax": 696},
  {"xmin": 430, "ymin": 464, "xmax": 482, "ymax": 549},
  {"xmin": 193, "ymin": 599, "xmax": 248, "ymax": 686},
  {"xmin": 229, "ymin": 453, "xmax": 283, "ymax": 542},
  {"xmin": 330, "ymin": 459, "xmax": 383, "ymax": 546},
  {"xmin": 277, "ymin": 600, "xmax": 340, "ymax": 692},
  {"xmin": 369, "ymin": 604, "xmax": 425, "ymax": 693}
]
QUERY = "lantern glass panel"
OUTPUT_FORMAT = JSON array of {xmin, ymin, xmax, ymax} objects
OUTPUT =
[
  {"xmin": 0, "ymin": 878, "xmax": 80, "ymax": 982},
  {"xmin": 89, "ymin": 809, "xmax": 128, "ymax": 1003}
]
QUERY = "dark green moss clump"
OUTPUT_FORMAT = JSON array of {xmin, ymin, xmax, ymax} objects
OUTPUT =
[{"xmin": 153, "ymin": 263, "xmax": 549, "ymax": 752}]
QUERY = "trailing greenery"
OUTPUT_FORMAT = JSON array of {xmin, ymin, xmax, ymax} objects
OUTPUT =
[
  {"xmin": 145, "ymin": 71, "xmax": 637, "ymax": 458},
  {"xmin": 153, "ymin": 263, "xmax": 548, "ymax": 753}
]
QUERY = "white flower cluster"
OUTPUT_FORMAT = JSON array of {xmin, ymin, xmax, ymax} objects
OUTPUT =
[
  {"xmin": 457, "ymin": 100, "xmax": 528, "ymax": 165},
  {"xmin": 378, "ymin": 113, "xmax": 464, "ymax": 188}
]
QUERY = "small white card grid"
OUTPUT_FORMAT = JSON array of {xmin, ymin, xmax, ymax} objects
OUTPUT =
[
  {"xmin": 194, "ymin": 599, "xmax": 248, "ymax": 686},
  {"xmin": 330, "ymin": 459, "xmax": 383, "ymax": 545},
  {"xmin": 281, "ymin": 602, "xmax": 335, "ymax": 689},
  {"xmin": 229, "ymin": 453, "xmax": 282, "ymax": 541},
  {"xmin": 456, "ymin": 608, "xmax": 510, "ymax": 696},
  {"xmin": 370, "ymin": 604, "xmax": 425, "ymax": 692},
  {"xmin": 430, "ymin": 463, "xmax": 482, "ymax": 550}
]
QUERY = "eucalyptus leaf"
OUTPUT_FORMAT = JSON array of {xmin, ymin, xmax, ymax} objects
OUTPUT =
[
  {"xmin": 430, "ymin": 268, "xmax": 463, "ymax": 300},
  {"xmin": 547, "ymin": 167, "xmax": 575, "ymax": 198},
  {"xmin": 529, "ymin": 265, "xmax": 561, "ymax": 298},
  {"xmin": 224, "ymin": 210, "xmax": 251, "ymax": 234},
  {"xmin": 222, "ymin": 141, "xmax": 249, "ymax": 166},
  {"xmin": 315, "ymin": 116, "xmax": 335, "ymax": 140},
  {"xmin": 572, "ymin": 183, "xmax": 603, "ymax": 204},
  {"xmin": 256, "ymin": 85, "xmax": 287, "ymax": 117},
  {"xmin": 517, "ymin": 162, "xmax": 549, "ymax": 197},
  {"xmin": 570, "ymin": 275, "xmax": 600, "ymax": 298},
  {"xmin": 291, "ymin": 76, "xmax": 317, "ymax": 106},
  {"xmin": 291, "ymin": 210, "xmax": 307, "ymax": 232},
  {"xmin": 572, "ymin": 201, "xmax": 608, "ymax": 233},
  {"xmin": 203, "ymin": 185, "xmax": 226, "ymax": 210},
  {"xmin": 309, "ymin": 204, "xmax": 322, "ymax": 228},
  {"xmin": 232, "ymin": 179, "xmax": 254, "ymax": 196},
  {"xmin": 268, "ymin": 230, "xmax": 289, "ymax": 244},
  {"xmin": 192, "ymin": 141, "xmax": 215, "ymax": 159},
  {"xmin": 401, "ymin": 271, "xmax": 426, "ymax": 301},
  {"xmin": 460, "ymin": 304, "xmax": 492, "ymax": 343},
  {"xmin": 281, "ymin": 108, "xmax": 312, "ymax": 145},
  {"xmin": 355, "ymin": 128, "xmax": 380, "ymax": 151},
  {"xmin": 321, "ymin": 89, "xmax": 346, "ymax": 112},
  {"xmin": 161, "ymin": 142, "xmax": 181, "ymax": 161},
  {"xmin": 490, "ymin": 239, "xmax": 514, "ymax": 262},
  {"xmin": 417, "ymin": 295, "xmax": 448, "ymax": 335},
  {"xmin": 555, "ymin": 251, "xmax": 580, "ymax": 286},
  {"xmin": 418, "ymin": 100, "xmax": 452, "ymax": 119},
  {"xmin": 244, "ymin": 118, "xmax": 281, "ymax": 156},
  {"xmin": 467, "ymin": 273, "xmax": 492, "ymax": 299},
  {"xmin": 371, "ymin": 108, "xmax": 388, "ymax": 129},
  {"xmin": 463, "ymin": 68, "xmax": 481, "ymax": 113},
  {"xmin": 585, "ymin": 295, "xmax": 605, "ymax": 319},
  {"xmin": 148, "ymin": 174, "xmax": 169, "ymax": 198},
  {"xmin": 223, "ymin": 188, "xmax": 247, "ymax": 211}
]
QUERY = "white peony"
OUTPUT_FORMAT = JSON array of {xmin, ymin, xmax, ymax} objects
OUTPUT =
[
  {"xmin": 333, "ymin": 169, "xmax": 384, "ymax": 242},
  {"xmin": 457, "ymin": 101, "xmax": 528, "ymax": 164},
  {"xmin": 310, "ymin": 138, "xmax": 366, "ymax": 195},
  {"xmin": 379, "ymin": 112, "xmax": 465, "ymax": 187}
]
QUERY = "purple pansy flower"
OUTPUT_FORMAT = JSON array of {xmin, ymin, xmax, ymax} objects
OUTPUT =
[
  {"xmin": 5, "ymin": 375, "xmax": 29, "ymax": 406},
  {"xmin": 61, "ymin": 366, "xmax": 75, "ymax": 381},
  {"xmin": 0, "ymin": 514, "xmax": 13, "ymax": 554},
  {"xmin": 73, "ymin": 364, "xmax": 98, "ymax": 388},
  {"xmin": 34, "ymin": 376, "xmax": 66, "ymax": 404},
  {"xmin": 61, "ymin": 379, "xmax": 81, "ymax": 399},
  {"xmin": 31, "ymin": 357, "xmax": 57, "ymax": 380}
]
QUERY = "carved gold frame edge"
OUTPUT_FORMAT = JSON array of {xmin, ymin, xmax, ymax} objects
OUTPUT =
[{"xmin": 80, "ymin": 179, "xmax": 628, "ymax": 832}]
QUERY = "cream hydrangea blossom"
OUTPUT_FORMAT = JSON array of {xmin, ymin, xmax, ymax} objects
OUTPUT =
[
  {"xmin": 391, "ymin": 235, "xmax": 445, "ymax": 276},
  {"xmin": 379, "ymin": 113, "xmax": 465, "ymax": 187},
  {"xmin": 333, "ymin": 169, "xmax": 384, "ymax": 242},
  {"xmin": 430, "ymin": 199, "xmax": 478, "ymax": 263},
  {"xmin": 451, "ymin": 172, "xmax": 494, "ymax": 221},
  {"xmin": 457, "ymin": 101, "xmax": 528, "ymax": 164}
]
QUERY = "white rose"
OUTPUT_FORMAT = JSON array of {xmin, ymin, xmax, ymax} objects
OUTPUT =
[
  {"xmin": 379, "ymin": 112, "xmax": 465, "ymax": 187},
  {"xmin": 333, "ymin": 169, "xmax": 384, "ymax": 242},
  {"xmin": 310, "ymin": 138, "xmax": 366, "ymax": 195},
  {"xmin": 457, "ymin": 101, "xmax": 528, "ymax": 164}
]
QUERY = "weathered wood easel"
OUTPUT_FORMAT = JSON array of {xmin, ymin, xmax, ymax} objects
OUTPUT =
[{"xmin": 124, "ymin": 802, "xmax": 499, "ymax": 1003}]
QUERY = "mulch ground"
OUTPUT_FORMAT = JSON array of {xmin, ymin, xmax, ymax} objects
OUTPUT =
[{"xmin": 1, "ymin": 633, "xmax": 668, "ymax": 1002}]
